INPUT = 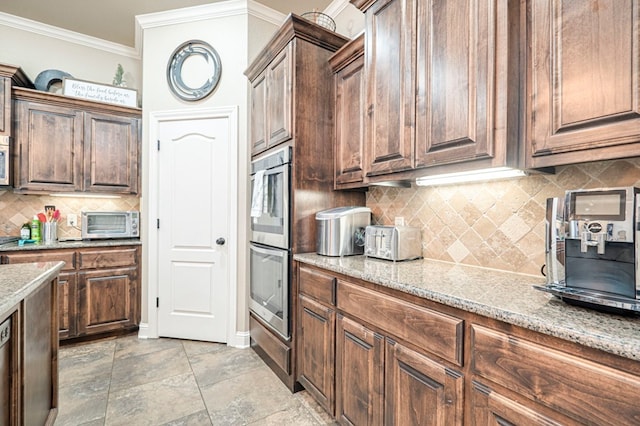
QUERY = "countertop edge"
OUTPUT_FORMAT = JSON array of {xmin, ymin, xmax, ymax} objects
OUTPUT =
[
  {"xmin": 0, "ymin": 261, "xmax": 65, "ymax": 320},
  {"xmin": 294, "ymin": 253, "xmax": 640, "ymax": 362}
]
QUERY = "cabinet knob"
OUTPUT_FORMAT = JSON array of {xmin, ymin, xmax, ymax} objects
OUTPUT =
[{"xmin": 216, "ymin": 237, "xmax": 226, "ymax": 246}]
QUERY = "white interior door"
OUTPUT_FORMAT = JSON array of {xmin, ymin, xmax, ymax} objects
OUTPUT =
[{"xmin": 157, "ymin": 115, "xmax": 229, "ymax": 342}]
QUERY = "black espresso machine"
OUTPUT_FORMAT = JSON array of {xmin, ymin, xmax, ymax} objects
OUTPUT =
[{"xmin": 536, "ymin": 187, "xmax": 640, "ymax": 313}]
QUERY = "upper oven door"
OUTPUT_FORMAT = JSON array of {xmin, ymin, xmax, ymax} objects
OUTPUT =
[
  {"xmin": 0, "ymin": 136, "xmax": 9, "ymax": 186},
  {"xmin": 250, "ymin": 148, "xmax": 291, "ymax": 249}
]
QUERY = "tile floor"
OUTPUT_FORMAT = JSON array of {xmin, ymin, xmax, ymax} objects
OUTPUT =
[{"xmin": 55, "ymin": 334, "xmax": 337, "ymax": 425}]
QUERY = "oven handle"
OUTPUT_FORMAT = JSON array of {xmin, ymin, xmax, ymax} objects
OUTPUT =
[{"xmin": 250, "ymin": 243, "xmax": 288, "ymax": 259}]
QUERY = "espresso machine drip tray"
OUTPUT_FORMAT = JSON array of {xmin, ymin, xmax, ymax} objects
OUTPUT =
[{"xmin": 534, "ymin": 284, "xmax": 640, "ymax": 314}]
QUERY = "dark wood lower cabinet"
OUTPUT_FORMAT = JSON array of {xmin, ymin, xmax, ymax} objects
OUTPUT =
[
  {"xmin": 1, "ymin": 244, "xmax": 140, "ymax": 342},
  {"xmin": 23, "ymin": 280, "xmax": 57, "ymax": 426},
  {"xmin": 297, "ymin": 294, "xmax": 335, "ymax": 415},
  {"xmin": 296, "ymin": 262, "xmax": 640, "ymax": 425},
  {"xmin": 470, "ymin": 381, "xmax": 581, "ymax": 426},
  {"xmin": 77, "ymin": 266, "xmax": 137, "ymax": 336},
  {"xmin": 385, "ymin": 339, "xmax": 463, "ymax": 425},
  {"xmin": 335, "ymin": 314, "xmax": 384, "ymax": 426}
]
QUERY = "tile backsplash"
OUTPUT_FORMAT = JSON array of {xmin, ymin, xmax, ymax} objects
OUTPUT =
[
  {"xmin": 366, "ymin": 158, "xmax": 640, "ymax": 276},
  {"xmin": 0, "ymin": 191, "xmax": 140, "ymax": 240}
]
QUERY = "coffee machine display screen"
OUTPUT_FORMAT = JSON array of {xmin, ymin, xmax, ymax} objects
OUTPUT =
[{"xmin": 571, "ymin": 190, "xmax": 626, "ymax": 220}]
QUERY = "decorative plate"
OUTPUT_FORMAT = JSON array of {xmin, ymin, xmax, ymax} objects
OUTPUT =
[{"xmin": 166, "ymin": 40, "xmax": 222, "ymax": 101}]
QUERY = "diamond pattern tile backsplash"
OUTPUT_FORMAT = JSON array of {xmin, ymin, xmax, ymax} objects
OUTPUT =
[
  {"xmin": 0, "ymin": 191, "xmax": 140, "ymax": 240},
  {"xmin": 367, "ymin": 158, "xmax": 640, "ymax": 276}
]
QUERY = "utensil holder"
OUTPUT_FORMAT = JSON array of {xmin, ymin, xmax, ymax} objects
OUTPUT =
[{"xmin": 43, "ymin": 222, "xmax": 57, "ymax": 244}]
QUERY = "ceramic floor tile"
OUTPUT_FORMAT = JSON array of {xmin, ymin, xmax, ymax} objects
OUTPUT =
[
  {"xmin": 58, "ymin": 340, "xmax": 116, "ymax": 387},
  {"xmin": 201, "ymin": 365, "xmax": 300, "ymax": 425},
  {"xmin": 114, "ymin": 335, "xmax": 184, "ymax": 359},
  {"xmin": 56, "ymin": 335, "xmax": 337, "ymax": 426},
  {"xmin": 105, "ymin": 372, "xmax": 206, "ymax": 426},
  {"xmin": 109, "ymin": 345, "xmax": 191, "ymax": 392},
  {"xmin": 182, "ymin": 339, "xmax": 228, "ymax": 358},
  {"xmin": 160, "ymin": 409, "xmax": 213, "ymax": 426},
  {"xmin": 55, "ymin": 377, "xmax": 110, "ymax": 425},
  {"xmin": 189, "ymin": 345, "xmax": 264, "ymax": 389}
]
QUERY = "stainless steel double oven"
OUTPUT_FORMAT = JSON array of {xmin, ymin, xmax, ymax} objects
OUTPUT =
[{"xmin": 249, "ymin": 146, "xmax": 291, "ymax": 339}]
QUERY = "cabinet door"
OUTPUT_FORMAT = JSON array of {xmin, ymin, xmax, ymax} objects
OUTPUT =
[
  {"xmin": 527, "ymin": 0, "xmax": 640, "ymax": 167},
  {"xmin": 334, "ymin": 39, "xmax": 366, "ymax": 187},
  {"xmin": 77, "ymin": 266, "xmax": 138, "ymax": 336},
  {"xmin": 336, "ymin": 314, "xmax": 384, "ymax": 426},
  {"xmin": 415, "ymin": 0, "xmax": 507, "ymax": 168},
  {"xmin": 266, "ymin": 45, "xmax": 293, "ymax": 150},
  {"xmin": 0, "ymin": 77, "xmax": 9, "ymax": 137},
  {"xmin": 250, "ymin": 71, "xmax": 268, "ymax": 155},
  {"xmin": 297, "ymin": 295, "xmax": 335, "ymax": 414},
  {"xmin": 470, "ymin": 381, "xmax": 581, "ymax": 426},
  {"xmin": 84, "ymin": 112, "xmax": 139, "ymax": 193},
  {"xmin": 22, "ymin": 279, "xmax": 57, "ymax": 426},
  {"xmin": 385, "ymin": 339, "xmax": 464, "ymax": 425},
  {"xmin": 13, "ymin": 100, "xmax": 83, "ymax": 192},
  {"xmin": 58, "ymin": 272, "xmax": 77, "ymax": 340},
  {"xmin": 364, "ymin": 0, "xmax": 416, "ymax": 176}
]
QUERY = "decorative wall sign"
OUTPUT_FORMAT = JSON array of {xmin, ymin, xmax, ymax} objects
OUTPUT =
[
  {"xmin": 62, "ymin": 77, "xmax": 138, "ymax": 107},
  {"xmin": 166, "ymin": 40, "xmax": 222, "ymax": 101}
]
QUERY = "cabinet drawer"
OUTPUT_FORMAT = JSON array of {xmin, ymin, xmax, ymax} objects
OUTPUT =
[
  {"xmin": 471, "ymin": 325, "xmax": 640, "ymax": 425},
  {"xmin": 337, "ymin": 280, "xmax": 463, "ymax": 366},
  {"xmin": 299, "ymin": 266, "xmax": 336, "ymax": 306},
  {"xmin": 77, "ymin": 247, "xmax": 138, "ymax": 269},
  {"xmin": 250, "ymin": 315, "xmax": 290, "ymax": 374},
  {"xmin": 2, "ymin": 250, "xmax": 75, "ymax": 272}
]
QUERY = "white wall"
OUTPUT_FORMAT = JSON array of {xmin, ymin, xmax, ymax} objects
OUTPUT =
[
  {"xmin": 137, "ymin": 0, "xmax": 283, "ymax": 344},
  {"xmin": 0, "ymin": 12, "xmax": 141, "ymax": 94},
  {"xmin": 326, "ymin": 0, "xmax": 364, "ymax": 39}
]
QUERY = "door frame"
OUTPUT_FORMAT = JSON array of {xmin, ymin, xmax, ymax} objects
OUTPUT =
[{"xmin": 142, "ymin": 106, "xmax": 241, "ymax": 346}]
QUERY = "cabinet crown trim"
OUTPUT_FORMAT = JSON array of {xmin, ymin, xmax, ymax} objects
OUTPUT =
[{"xmin": 245, "ymin": 13, "xmax": 349, "ymax": 80}]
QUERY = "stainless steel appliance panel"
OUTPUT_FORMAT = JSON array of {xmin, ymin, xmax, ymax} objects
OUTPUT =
[
  {"xmin": 81, "ymin": 211, "xmax": 140, "ymax": 239},
  {"xmin": 536, "ymin": 187, "xmax": 640, "ymax": 312},
  {"xmin": 364, "ymin": 225, "xmax": 422, "ymax": 261},
  {"xmin": 249, "ymin": 243, "xmax": 289, "ymax": 339},
  {"xmin": 316, "ymin": 206, "xmax": 371, "ymax": 256},
  {"xmin": 250, "ymin": 147, "xmax": 291, "ymax": 250},
  {"xmin": 0, "ymin": 136, "xmax": 9, "ymax": 186}
]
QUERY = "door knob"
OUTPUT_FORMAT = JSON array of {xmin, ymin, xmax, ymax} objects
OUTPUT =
[{"xmin": 216, "ymin": 237, "xmax": 226, "ymax": 245}]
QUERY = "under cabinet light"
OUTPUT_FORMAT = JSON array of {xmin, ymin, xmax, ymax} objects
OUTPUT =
[
  {"xmin": 49, "ymin": 193, "xmax": 122, "ymax": 199},
  {"xmin": 415, "ymin": 167, "xmax": 527, "ymax": 187}
]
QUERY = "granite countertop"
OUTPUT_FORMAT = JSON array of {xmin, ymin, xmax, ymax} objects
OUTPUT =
[
  {"xmin": 0, "ymin": 261, "xmax": 65, "ymax": 319},
  {"xmin": 0, "ymin": 238, "xmax": 141, "ymax": 252},
  {"xmin": 294, "ymin": 253, "xmax": 640, "ymax": 362}
]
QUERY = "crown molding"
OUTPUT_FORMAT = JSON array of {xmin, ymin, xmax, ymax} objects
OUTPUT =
[
  {"xmin": 0, "ymin": 11, "xmax": 139, "ymax": 59},
  {"xmin": 136, "ymin": 0, "xmax": 283, "ymax": 31},
  {"xmin": 324, "ymin": 0, "xmax": 353, "ymax": 17}
]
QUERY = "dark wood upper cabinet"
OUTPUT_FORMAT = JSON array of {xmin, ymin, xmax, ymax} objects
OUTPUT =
[
  {"xmin": 249, "ymin": 46, "xmax": 293, "ymax": 156},
  {"xmin": 84, "ymin": 112, "xmax": 139, "ymax": 193},
  {"xmin": 13, "ymin": 100, "xmax": 84, "ymax": 192},
  {"xmin": 363, "ymin": 0, "xmax": 416, "ymax": 176},
  {"xmin": 0, "ymin": 64, "xmax": 32, "ymax": 138},
  {"xmin": 415, "ymin": 0, "xmax": 520, "ymax": 169},
  {"xmin": 329, "ymin": 34, "xmax": 367, "ymax": 189},
  {"xmin": 526, "ymin": 0, "xmax": 640, "ymax": 168},
  {"xmin": 12, "ymin": 88, "xmax": 141, "ymax": 194},
  {"xmin": 353, "ymin": 0, "xmax": 522, "ymax": 183}
]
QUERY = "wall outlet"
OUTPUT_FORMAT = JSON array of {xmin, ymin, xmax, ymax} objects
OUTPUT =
[
  {"xmin": 394, "ymin": 217, "xmax": 405, "ymax": 226},
  {"xmin": 67, "ymin": 214, "xmax": 77, "ymax": 227}
]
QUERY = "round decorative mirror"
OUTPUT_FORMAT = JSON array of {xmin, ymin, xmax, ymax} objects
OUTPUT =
[{"xmin": 166, "ymin": 40, "xmax": 222, "ymax": 101}]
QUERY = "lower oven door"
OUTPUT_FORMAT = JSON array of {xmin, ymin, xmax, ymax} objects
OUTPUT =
[{"xmin": 249, "ymin": 243, "xmax": 290, "ymax": 340}]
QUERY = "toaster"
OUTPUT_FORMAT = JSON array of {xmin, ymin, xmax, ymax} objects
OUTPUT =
[{"xmin": 364, "ymin": 225, "xmax": 422, "ymax": 261}]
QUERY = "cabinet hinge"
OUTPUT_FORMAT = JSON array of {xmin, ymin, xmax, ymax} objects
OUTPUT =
[
  {"xmin": 157, "ymin": 140, "xmax": 160, "ymax": 151},
  {"xmin": 156, "ymin": 297, "xmax": 159, "ymax": 308}
]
